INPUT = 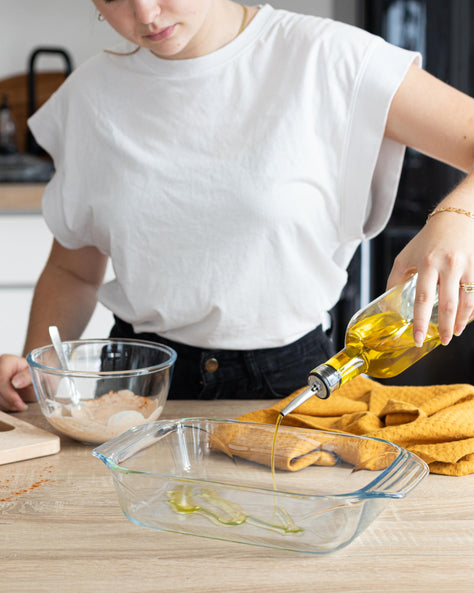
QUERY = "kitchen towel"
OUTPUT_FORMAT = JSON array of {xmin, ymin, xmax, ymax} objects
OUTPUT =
[{"xmin": 235, "ymin": 376, "xmax": 474, "ymax": 476}]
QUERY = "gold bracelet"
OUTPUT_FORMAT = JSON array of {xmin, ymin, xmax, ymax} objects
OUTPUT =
[{"xmin": 427, "ymin": 207, "xmax": 474, "ymax": 223}]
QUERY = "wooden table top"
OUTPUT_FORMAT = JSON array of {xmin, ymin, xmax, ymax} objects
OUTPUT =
[{"xmin": 1, "ymin": 399, "xmax": 474, "ymax": 593}]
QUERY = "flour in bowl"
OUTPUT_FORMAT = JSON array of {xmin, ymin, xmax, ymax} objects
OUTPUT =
[{"xmin": 47, "ymin": 390, "xmax": 163, "ymax": 444}]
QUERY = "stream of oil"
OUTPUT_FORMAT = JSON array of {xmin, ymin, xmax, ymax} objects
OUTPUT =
[
  {"xmin": 271, "ymin": 413, "xmax": 283, "ymax": 491},
  {"xmin": 166, "ymin": 413, "xmax": 302, "ymax": 535}
]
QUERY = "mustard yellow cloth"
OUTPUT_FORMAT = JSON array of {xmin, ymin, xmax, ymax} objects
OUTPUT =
[
  {"xmin": 211, "ymin": 415, "xmax": 394, "ymax": 473},
  {"xmin": 235, "ymin": 376, "xmax": 474, "ymax": 476}
]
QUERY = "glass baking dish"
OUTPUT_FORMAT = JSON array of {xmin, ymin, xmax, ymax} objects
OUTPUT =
[{"xmin": 93, "ymin": 417, "xmax": 428, "ymax": 554}]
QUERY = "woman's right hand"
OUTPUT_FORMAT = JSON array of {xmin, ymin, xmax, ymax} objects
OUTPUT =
[
  {"xmin": 0, "ymin": 354, "xmax": 34, "ymax": 411},
  {"xmin": 0, "ymin": 240, "xmax": 108, "ymax": 413}
]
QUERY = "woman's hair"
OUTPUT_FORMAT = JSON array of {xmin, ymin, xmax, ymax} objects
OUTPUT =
[{"xmin": 104, "ymin": 46, "xmax": 141, "ymax": 56}]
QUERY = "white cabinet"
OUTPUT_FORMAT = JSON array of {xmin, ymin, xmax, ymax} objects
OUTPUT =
[{"xmin": 0, "ymin": 214, "xmax": 113, "ymax": 355}]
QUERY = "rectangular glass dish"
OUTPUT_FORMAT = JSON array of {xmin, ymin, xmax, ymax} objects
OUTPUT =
[{"xmin": 93, "ymin": 418, "xmax": 428, "ymax": 554}]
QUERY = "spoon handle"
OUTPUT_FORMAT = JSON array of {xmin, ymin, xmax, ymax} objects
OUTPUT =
[
  {"xmin": 48, "ymin": 325, "xmax": 81, "ymax": 406},
  {"xmin": 49, "ymin": 325, "xmax": 70, "ymax": 370}
]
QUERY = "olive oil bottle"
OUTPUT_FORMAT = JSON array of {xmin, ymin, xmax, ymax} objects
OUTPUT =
[{"xmin": 280, "ymin": 273, "xmax": 468, "ymax": 416}]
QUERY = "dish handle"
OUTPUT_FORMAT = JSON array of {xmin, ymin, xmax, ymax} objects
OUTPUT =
[
  {"xmin": 367, "ymin": 451, "xmax": 429, "ymax": 499},
  {"xmin": 92, "ymin": 419, "xmax": 177, "ymax": 467}
]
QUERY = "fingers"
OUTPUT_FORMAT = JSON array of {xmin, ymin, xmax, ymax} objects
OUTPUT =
[
  {"xmin": 386, "ymin": 262, "xmax": 417, "ymax": 292},
  {"xmin": 436, "ymin": 270, "xmax": 461, "ymax": 346},
  {"xmin": 388, "ymin": 220, "xmax": 474, "ymax": 346},
  {"xmin": 413, "ymin": 270, "xmax": 474, "ymax": 347},
  {"xmin": 412, "ymin": 268, "xmax": 439, "ymax": 347},
  {"xmin": 11, "ymin": 368, "xmax": 33, "ymax": 392},
  {"xmin": 387, "ymin": 259, "xmax": 438, "ymax": 347},
  {"xmin": 455, "ymin": 282, "xmax": 474, "ymax": 337},
  {"xmin": 0, "ymin": 355, "xmax": 31, "ymax": 412},
  {"xmin": 0, "ymin": 391, "xmax": 28, "ymax": 412}
]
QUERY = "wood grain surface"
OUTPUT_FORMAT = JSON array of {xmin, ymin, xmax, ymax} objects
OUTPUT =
[
  {"xmin": 0, "ymin": 183, "xmax": 43, "ymax": 212},
  {"xmin": 0, "ymin": 410, "xmax": 59, "ymax": 464},
  {"xmin": 1, "ymin": 400, "xmax": 473, "ymax": 593},
  {"xmin": 0, "ymin": 72, "xmax": 66, "ymax": 153}
]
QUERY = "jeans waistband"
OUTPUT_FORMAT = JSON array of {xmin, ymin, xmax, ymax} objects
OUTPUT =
[{"xmin": 109, "ymin": 316, "xmax": 327, "ymax": 367}]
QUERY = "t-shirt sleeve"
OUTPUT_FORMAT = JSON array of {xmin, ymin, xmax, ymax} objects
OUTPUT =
[
  {"xmin": 336, "ymin": 30, "xmax": 421, "ymax": 241},
  {"xmin": 28, "ymin": 77, "xmax": 96, "ymax": 251}
]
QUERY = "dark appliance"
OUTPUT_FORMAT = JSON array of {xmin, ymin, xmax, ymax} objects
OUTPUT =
[
  {"xmin": 362, "ymin": 0, "xmax": 474, "ymax": 385},
  {"xmin": 26, "ymin": 47, "xmax": 73, "ymax": 156}
]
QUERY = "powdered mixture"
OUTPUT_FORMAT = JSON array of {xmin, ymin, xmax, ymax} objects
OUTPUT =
[{"xmin": 47, "ymin": 390, "xmax": 163, "ymax": 444}]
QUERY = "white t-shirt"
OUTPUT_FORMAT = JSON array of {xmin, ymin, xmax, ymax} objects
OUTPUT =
[{"xmin": 29, "ymin": 4, "xmax": 419, "ymax": 349}]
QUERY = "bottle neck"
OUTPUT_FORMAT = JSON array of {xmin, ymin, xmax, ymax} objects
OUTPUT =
[
  {"xmin": 308, "ymin": 349, "xmax": 368, "ymax": 395},
  {"xmin": 280, "ymin": 349, "xmax": 367, "ymax": 417}
]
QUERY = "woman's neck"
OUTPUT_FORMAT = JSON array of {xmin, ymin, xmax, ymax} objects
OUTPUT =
[{"xmin": 159, "ymin": 2, "xmax": 258, "ymax": 60}]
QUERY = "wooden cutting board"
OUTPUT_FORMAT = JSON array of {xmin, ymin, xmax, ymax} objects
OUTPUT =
[
  {"xmin": 0, "ymin": 411, "xmax": 60, "ymax": 465},
  {"xmin": 0, "ymin": 71, "xmax": 67, "ymax": 153}
]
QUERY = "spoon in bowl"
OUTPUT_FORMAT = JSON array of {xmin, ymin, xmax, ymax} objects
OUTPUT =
[{"xmin": 48, "ymin": 325, "xmax": 81, "ymax": 408}]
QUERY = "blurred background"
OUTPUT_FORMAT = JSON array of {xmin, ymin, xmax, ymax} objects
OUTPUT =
[{"xmin": 0, "ymin": 0, "xmax": 473, "ymax": 383}]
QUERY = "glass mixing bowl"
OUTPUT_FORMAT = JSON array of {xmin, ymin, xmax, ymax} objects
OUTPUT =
[
  {"xmin": 93, "ymin": 417, "xmax": 428, "ymax": 554},
  {"xmin": 27, "ymin": 338, "xmax": 176, "ymax": 445}
]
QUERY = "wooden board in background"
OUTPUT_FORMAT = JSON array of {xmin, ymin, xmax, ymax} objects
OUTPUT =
[{"xmin": 0, "ymin": 72, "xmax": 67, "ymax": 153}]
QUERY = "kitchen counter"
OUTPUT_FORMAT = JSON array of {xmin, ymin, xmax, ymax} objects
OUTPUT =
[
  {"xmin": 0, "ymin": 182, "xmax": 43, "ymax": 213},
  {"xmin": 2, "ymin": 399, "xmax": 474, "ymax": 593}
]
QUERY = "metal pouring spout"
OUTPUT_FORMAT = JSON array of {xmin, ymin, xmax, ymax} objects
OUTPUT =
[
  {"xmin": 279, "ymin": 364, "xmax": 341, "ymax": 417},
  {"xmin": 279, "ymin": 385, "xmax": 320, "ymax": 417}
]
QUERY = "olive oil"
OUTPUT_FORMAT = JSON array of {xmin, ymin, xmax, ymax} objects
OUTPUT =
[
  {"xmin": 168, "ymin": 485, "xmax": 246, "ymax": 525},
  {"xmin": 271, "ymin": 413, "xmax": 283, "ymax": 491},
  {"xmin": 323, "ymin": 310, "xmax": 440, "ymax": 387},
  {"xmin": 167, "ymin": 415, "xmax": 303, "ymax": 536},
  {"xmin": 167, "ymin": 481, "xmax": 302, "ymax": 534},
  {"xmin": 269, "ymin": 415, "xmax": 304, "ymax": 535},
  {"xmin": 280, "ymin": 273, "xmax": 468, "ymax": 416}
]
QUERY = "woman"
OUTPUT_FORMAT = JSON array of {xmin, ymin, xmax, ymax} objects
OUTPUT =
[{"xmin": 0, "ymin": 0, "xmax": 473, "ymax": 411}]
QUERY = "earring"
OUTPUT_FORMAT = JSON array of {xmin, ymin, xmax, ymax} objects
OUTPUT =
[{"xmin": 97, "ymin": 12, "xmax": 105, "ymax": 22}]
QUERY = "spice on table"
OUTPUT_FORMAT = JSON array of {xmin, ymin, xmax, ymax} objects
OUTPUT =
[{"xmin": 0, "ymin": 465, "xmax": 55, "ymax": 503}]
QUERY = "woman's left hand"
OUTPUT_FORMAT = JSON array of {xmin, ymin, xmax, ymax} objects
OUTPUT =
[{"xmin": 387, "ymin": 199, "xmax": 474, "ymax": 347}]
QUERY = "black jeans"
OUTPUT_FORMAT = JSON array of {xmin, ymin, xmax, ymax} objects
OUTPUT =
[{"xmin": 109, "ymin": 317, "xmax": 335, "ymax": 400}]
